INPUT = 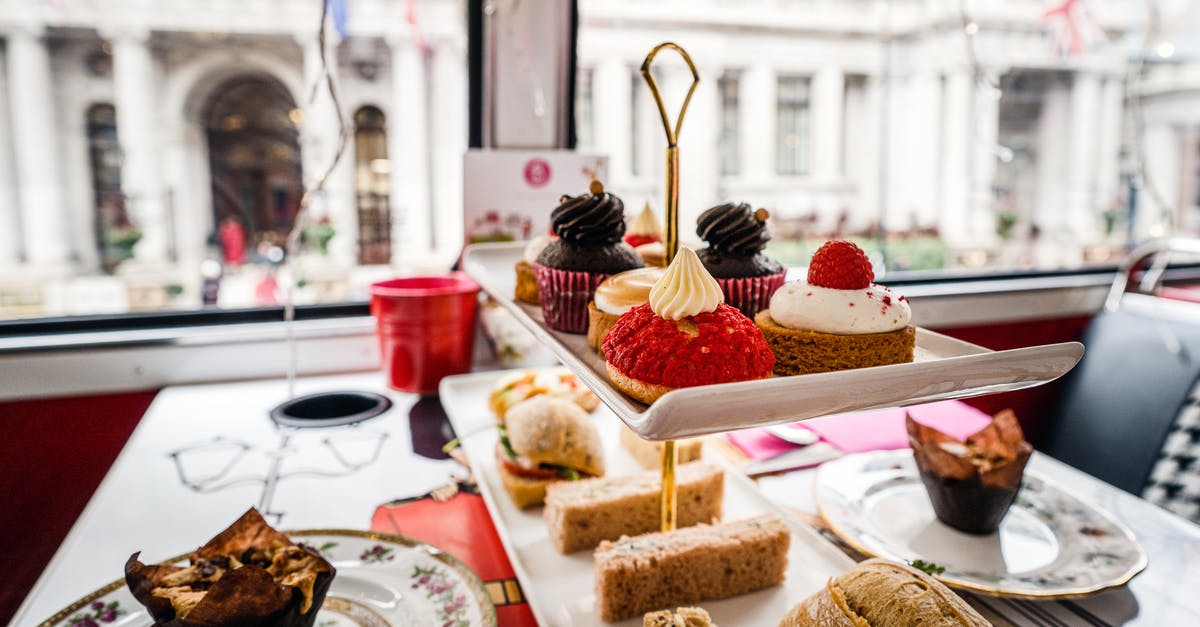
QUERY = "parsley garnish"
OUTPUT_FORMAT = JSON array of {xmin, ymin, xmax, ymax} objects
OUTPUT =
[
  {"xmin": 909, "ymin": 559, "xmax": 946, "ymax": 575},
  {"xmin": 498, "ymin": 429, "xmax": 519, "ymax": 460}
]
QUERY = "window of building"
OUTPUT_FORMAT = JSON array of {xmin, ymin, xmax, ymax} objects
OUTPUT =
[
  {"xmin": 353, "ymin": 105, "xmax": 391, "ymax": 266},
  {"xmin": 776, "ymin": 76, "xmax": 810, "ymax": 176},
  {"xmin": 718, "ymin": 71, "xmax": 740, "ymax": 177},
  {"xmin": 86, "ymin": 103, "xmax": 130, "ymax": 274}
]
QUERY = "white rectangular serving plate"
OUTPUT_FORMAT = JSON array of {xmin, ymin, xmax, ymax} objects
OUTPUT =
[
  {"xmin": 463, "ymin": 242, "xmax": 1085, "ymax": 441},
  {"xmin": 440, "ymin": 370, "xmax": 856, "ymax": 627}
]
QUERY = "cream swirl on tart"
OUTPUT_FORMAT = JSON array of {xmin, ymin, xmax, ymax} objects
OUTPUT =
[
  {"xmin": 648, "ymin": 247, "xmax": 724, "ymax": 320},
  {"xmin": 768, "ymin": 281, "xmax": 911, "ymax": 334},
  {"xmin": 593, "ymin": 267, "xmax": 665, "ymax": 315}
]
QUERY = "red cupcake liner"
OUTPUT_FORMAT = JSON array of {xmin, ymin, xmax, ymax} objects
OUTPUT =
[
  {"xmin": 717, "ymin": 270, "xmax": 787, "ymax": 319},
  {"xmin": 534, "ymin": 264, "xmax": 609, "ymax": 334}
]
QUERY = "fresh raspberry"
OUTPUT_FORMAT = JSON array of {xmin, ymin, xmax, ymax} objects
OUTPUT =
[{"xmin": 807, "ymin": 240, "xmax": 874, "ymax": 289}]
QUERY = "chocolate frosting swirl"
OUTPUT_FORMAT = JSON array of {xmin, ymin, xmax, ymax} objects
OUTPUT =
[
  {"xmin": 551, "ymin": 190, "xmax": 626, "ymax": 244},
  {"xmin": 695, "ymin": 202, "xmax": 770, "ymax": 256}
]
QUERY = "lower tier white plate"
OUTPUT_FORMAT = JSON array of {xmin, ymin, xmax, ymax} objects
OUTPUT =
[
  {"xmin": 815, "ymin": 450, "xmax": 1147, "ymax": 599},
  {"xmin": 440, "ymin": 370, "xmax": 856, "ymax": 627}
]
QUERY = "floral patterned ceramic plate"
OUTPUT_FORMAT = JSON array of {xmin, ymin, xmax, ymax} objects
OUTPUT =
[
  {"xmin": 815, "ymin": 450, "xmax": 1148, "ymax": 599},
  {"xmin": 40, "ymin": 530, "xmax": 496, "ymax": 627}
]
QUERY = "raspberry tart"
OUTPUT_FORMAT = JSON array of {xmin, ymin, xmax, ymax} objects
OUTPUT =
[
  {"xmin": 755, "ymin": 240, "xmax": 915, "ymax": 375},
  {"xmin": 601, "ymin": 246, "xmax": 775, "ymax": 404}
]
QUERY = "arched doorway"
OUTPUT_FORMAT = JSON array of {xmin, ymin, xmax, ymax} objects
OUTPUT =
[{"xmin": 204, "ymin": 74, "xmax": 302, "ymax": 263}]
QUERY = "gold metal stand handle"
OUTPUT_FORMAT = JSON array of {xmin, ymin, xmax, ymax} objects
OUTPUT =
[
  {"xmin": 640, "ymin": 42, "xmax": 699, "ymax": 532},
  {"xmin": 640, "ymin": 41, "xmax": 700, "ymax": 265}
]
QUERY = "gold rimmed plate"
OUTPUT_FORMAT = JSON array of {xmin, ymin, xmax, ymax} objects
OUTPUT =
[
  {"xmin": 39, "ymin": 529, "xmax": 496, "ymax": 627},
  {"xmin": 814, "ymin": 450, "xmax": 1148, "ymax": 599}
]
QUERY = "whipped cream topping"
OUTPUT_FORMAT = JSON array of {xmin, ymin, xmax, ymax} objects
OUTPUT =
[
  {"xmin": 649, "ymin": 246, "xmax": 724, "ymax": 320},
  {"xmin": 768, "ymin": 281, "xmax": 911, "ymax": 334},
  {"xmin": 522, "ymin": 234, "xmax": 554, "ymax": 264},
  {"xmin": 595, "ymin": 267, "xmax": 665, "ymax": 315},
  {"xmin": 628, "ymin": 203, "xmax": 662, "ymax": 236}
]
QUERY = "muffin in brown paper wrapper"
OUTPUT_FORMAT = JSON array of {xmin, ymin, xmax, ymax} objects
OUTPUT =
[
  {"xmin": 125, "ymin": 508, "xmax": 335, "ymax": 626},
  {"xmin": 907, "ymin": 409, "xmax": 1033, "ymax": 535}
]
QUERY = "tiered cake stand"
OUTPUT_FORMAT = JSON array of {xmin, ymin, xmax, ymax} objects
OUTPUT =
[{"xmin": 463, "ymin": 43, "xmax": 1083, "ymax": 532}]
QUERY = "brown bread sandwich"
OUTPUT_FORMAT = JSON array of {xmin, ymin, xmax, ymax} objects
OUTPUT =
[
  {"xmin": 124, "ymin": 508, "xmax": 335, "ymax": 626},
  {"xmin": 543, "ymin": 461, "xmax": 723, "ymax": 553},
  {"xmin": 594, "ymin": 515, "xmax": 789, "ymax": 622},
  {"xmin": 498, "ymin": 396, "xmax": 605, "ymax": 508}
]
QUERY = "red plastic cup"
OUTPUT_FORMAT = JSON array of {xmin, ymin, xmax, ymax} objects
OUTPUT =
[{"xmin": 369, "ymin": 273, "xmax": 480, "ymax": 394}]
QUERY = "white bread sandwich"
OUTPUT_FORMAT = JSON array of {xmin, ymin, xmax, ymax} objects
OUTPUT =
[
  {"xmin": 594, "ymin": 515, "xmax": 790, "ymax": 622},
  {"xmin": 778, "ymin": 558, "xmax": 990, "ymax": 626},
  {"xmin": 497, "ymin": 396, "xmax": 605, "ymax": 508},
  {"xmin": 543, "ymin": 461, "xmax": 723, "ymax": 553},
  {"xmin": 488, "ymin": 368, "xmax": 600, "ymax": 420}
]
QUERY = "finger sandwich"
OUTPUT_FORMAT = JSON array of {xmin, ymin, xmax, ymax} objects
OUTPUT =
[
  {"xmin": 543, "ymin": 461, "xmax": 723, "ymax": 553},
  {"xmin": 594, "ymin": 515, "xmax": 790, "ymax": 622}
]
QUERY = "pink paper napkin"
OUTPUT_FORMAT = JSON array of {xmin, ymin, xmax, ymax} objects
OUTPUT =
[{"xmin": 727, "ymin": 400, "xmax": 993, "ymax": 460}]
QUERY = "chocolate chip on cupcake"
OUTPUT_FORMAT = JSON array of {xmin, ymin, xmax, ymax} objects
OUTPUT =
[
  {"xmin": 535, "ymin": 180, "xmax": 643, "ymax": 333},
  {"xmin": 695, "ymin": 203, "xmax": 787, "ymax": 318}
]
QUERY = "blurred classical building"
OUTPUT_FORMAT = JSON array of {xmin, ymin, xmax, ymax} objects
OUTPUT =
[
  {"xmin": 2, "ymin": 0, "xmax": 1198, "ymax": 314},
  {"xmin": 0, "ymin": 0, "xmax": 465, "ymax": 312}
]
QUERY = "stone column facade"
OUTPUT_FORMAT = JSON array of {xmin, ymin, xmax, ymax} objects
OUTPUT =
[
  {"xmin": 1094, "ymin": 76, "xmax": 1125, "ymax": 228},
  {"xmin": 6, "ymin": 27, "xmax": 70, "ymax": 268},
  {"xmin": 906, "ymin": 71, "xmax": 941, "ymax": 229},
  {"xmin": 970, "ymin": 80, "xmax": 1000, "ymax": 241},
  {"xmin": 810, "ymin": 66, "xmax": 844, "ymax": 182},
  {"xmin": 387, "ymin": 33, "xmax": 431, "ymax": 259},
  {"xmin": 938, "ymin": 69, "xmax": 971, "ymax": 242},
  {"xmin": 299, "ymin": 33, "xmax": 357, "ymax": 266},
  {"xmin": 1066, "ymin": 71, "xmax": 1102, "ymax": 241},
  {"xmin": 112, "ymin": 30, "xmax": 171, "ymax": 264},
  {"xmin": 592, "ymin": 57, "xmax": 632, "ymax": 184},
  {"xmin": 739, "ymin": 64, "xmax": 776, "ymax": 182},
  {"xmin": 430, "ymin": 35, "xmax": 467, "ymax": 262},
  {"xmin": 675, "ymin": 68, "xmax": 720, "ymax": 239}
]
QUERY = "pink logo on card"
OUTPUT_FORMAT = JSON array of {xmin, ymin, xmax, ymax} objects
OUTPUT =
[{"xmin": 524, "ymin": 159, "xmax": 552, "ymax": 187}]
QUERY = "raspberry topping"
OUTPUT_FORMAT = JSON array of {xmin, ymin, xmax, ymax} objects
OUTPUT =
[
  {"xmin": 807, "ymin": 240, "xmax": 874, "ymax": 290},
  {"xmin": 602, "ymin": 303, "xmax": 774, "ymax": 388}
]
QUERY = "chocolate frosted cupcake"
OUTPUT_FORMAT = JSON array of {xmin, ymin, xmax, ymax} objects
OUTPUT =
[
  {"xmin": 536, "ymin": 180, "xmax": 642, "ymax": 333},
  {"xmin": 695, "ymin": 203, "xmax": 786, "ymax": 318},
  {"xmin": 907, "ymin": 410, "xmax": 1033, "ymax": 535}
]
